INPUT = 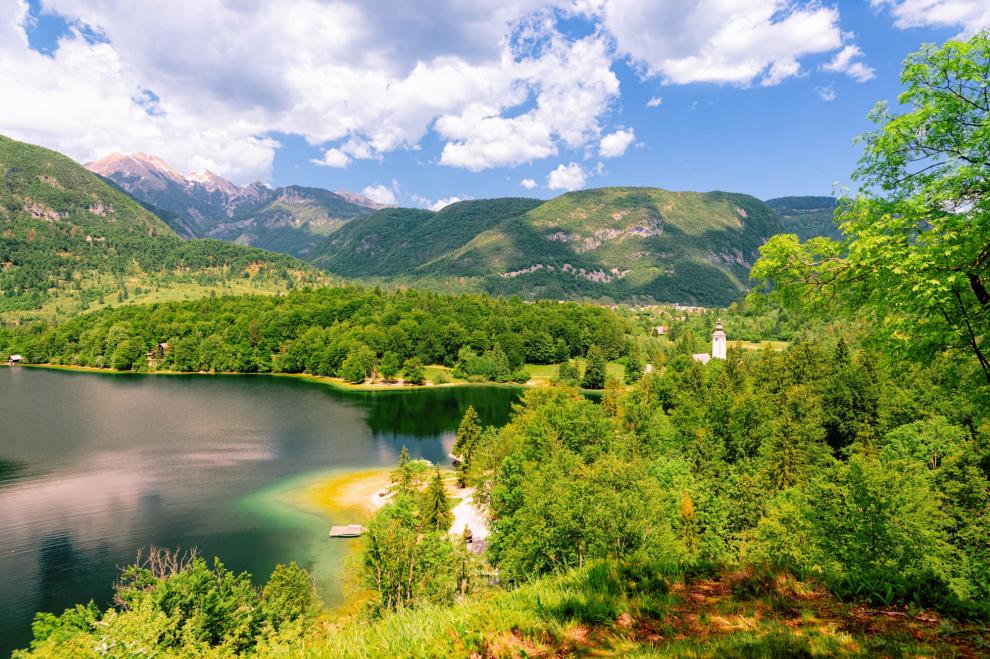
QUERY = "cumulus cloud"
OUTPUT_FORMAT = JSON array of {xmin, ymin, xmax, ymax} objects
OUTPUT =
[
  {"xmin": 547, "ymin": 162, "xmax": 587, "ymax": 191},
  {"xmin": 436, "ymin": 26, "xmax": 620, "ymax": 170},
  {"xmin": 599, "ymin": 128, "xmax": 635, "ymax": 158},
  {"xmin": 646, "ymin": 96, "xmax": 663, "ymax": 107},
  {"xmin": 310, "ymin": 147, "xmax": 350, "ymax": 168},
  {"xmin": 871, "ymin": 0, "xmax": 990, "ymax": 36},
  {"xmin": 822, "ymin": 45, "xmax": 876, "ymax": 82},
  {"xmin": 362, "ymin": 184, "xmax": 397, "ymax": 205},
  {"xmin": 520, "ymin": 177, "xmax": 538, "ymax": 189},
  {"xmin": 0, "ymin": 0, "xmax": 867, "ymax": 181},
  {"xmin": 600, "ymin": 0, "xmax": 843, "ymax": 86},
  {"xmin": 0, "ymin": 0, "xmax": 622, "ymax": 181}
]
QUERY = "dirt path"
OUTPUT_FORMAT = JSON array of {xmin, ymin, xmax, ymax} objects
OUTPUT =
[{"xmin": 448, "ymin": 486, "xmax": 489, "ymax": 553}]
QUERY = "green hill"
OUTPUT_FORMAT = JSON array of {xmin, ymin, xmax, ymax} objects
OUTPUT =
[
  {"xmin": 765, "ymin": 196, "xmax": 842, "ymax": 241},
  {"xmin": 0, "ymin": 135, "xmax": 329, "ymax": 323},
  {"xmin": 314, "ymin": 188, "xmax": 783, "ymax": 306},
  {"xmin": 312, "ymin": 197, "xmax": 542, "ymax": 275}
]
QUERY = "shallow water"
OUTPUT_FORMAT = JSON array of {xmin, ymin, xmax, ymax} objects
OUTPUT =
[{"xmin": 0, "ymin": 367, "xmax": 519, "ymax": 654}]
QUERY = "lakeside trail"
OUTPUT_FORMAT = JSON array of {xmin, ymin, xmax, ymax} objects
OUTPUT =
[
  {"xmin": 448, "ymin": 485, "xmax": 489, "ymax": 554},
  {"xmin": 291, "ymin": 468, "xmax": 491, "ymax": 546}
]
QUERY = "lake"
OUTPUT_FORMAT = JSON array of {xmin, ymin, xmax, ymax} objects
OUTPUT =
[{"xmin": 0, "ymin": 367, "xmax": 520, "ymax": 654}]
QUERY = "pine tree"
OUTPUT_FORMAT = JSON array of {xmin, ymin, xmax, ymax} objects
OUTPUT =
[
  {"xmin": 557, "ymin": 360, "xmax": 581, "ymax": 386},
  {"xmin": 452, "ymin": 406, "xmax": 481, "ymax": 459},
  {"xmin": 390, "ymin": 446, "xmax": 414, "ymax": 494},
  {"xmin": 582, "ymin": 344, "xmax": 607, "ymax": 389},
  {"xmin": 422, "ymin": 469, "xmax": 452, "ymax": 532},
  {"xmin": 625, "ymin": 343, "xmax": 644, "ymax": 384}
]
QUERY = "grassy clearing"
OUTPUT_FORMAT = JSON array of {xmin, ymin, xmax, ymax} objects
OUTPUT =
[
  {"xmin": 305, "ymin": 564, "xmax": 990, "ymax": 658},
  {"xmin": 527, "ymin": 359, "xmax": 626, "ymax": 384},
  {"xmin": 728, "ymin": 339, "xmax": 788, "ymax": 351}
]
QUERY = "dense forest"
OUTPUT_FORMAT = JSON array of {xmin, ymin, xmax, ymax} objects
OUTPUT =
[
  {"xmin": 8, "ymin": 31, "xmax": 990, "ymax": 658},
  {"xmin": 0, "ymin": 287, "xmax": 632, "ymax": 384}
]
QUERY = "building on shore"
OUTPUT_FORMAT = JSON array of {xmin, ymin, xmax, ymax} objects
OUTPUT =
[{"xmin": 692, "ymin": 320, "xmax": 727, "ymax": 364}]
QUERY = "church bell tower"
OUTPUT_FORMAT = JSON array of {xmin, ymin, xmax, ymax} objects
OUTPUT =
[{"xmin": 712, "ymin": 319, "xmax": 727, "ymax": 360}]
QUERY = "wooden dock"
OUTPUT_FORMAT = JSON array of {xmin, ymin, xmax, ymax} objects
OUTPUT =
[{"xmin": 329, "ymin": 524, "xmax": 364, "ymax": 538}]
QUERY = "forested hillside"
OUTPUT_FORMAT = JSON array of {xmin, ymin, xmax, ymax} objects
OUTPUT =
[
  {"xmin": 766, "ymin": 196, "xmax": 842, "ymax": 241},
  {"xmin": 315, "ymin": 188, "xmax": 783, "ymax": 306},
  {"xmin": 0, "ymin": 135, "xmax": 330, "ymax": 323}
]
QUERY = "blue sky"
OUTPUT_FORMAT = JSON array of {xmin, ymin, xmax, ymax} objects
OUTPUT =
[{"xmin": 5, "ymin": 1, "xmax": 987, "ymax": 206}]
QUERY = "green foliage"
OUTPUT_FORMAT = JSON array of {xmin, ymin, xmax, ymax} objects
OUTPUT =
[
  {"xmin": 16, "ymin": 549, "xmax": 320, "ymax": 656},
  {"xmin": 260, "ymin": 562, "xmax": 319, "ymax": 630},
  {"xmin": 752, "ymin": 31, "xmax": 990, "ymax": 383},
  {"xmin": 340, "ymin": 344, "xmax": 375, "ymax": 383},
  {"xmin": 756, "ymin": 455, "xmax": 957, "ymax": 607},
  {"xmin": 582, "ymin": 344, "xmax": 607, "ymax": 389},
  {"xmin": 556, "ymin": 359, "xmax": 581, "ymax": 386},
  {"xmin": 361, "ymin": 487, "xmax": 467, "ymax": 612},
  {"xmin": 0, "ymin": 286, "xmax": 632, "ymax": 378},
  {"xmin": 402, "ymin": 356, "xmax": 425, "ymax": 385},
  {"xmin": 378, "ymin": 350, "xmax": 401, "ymax": 382},
  {"xmin": 422, "ymin": 470, "xmax": 453, "ymax": 532}
]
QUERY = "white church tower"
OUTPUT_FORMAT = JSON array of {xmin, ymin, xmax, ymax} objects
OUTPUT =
[{"xmin": 712, "ymin": 319, "xmax": 727, "ymax": 360}]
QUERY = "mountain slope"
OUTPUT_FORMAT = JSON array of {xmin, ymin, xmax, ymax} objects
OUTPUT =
[
  {"xmin": 765, "ymin": 196, "xmax": 842, "ymax": 241},
  {"xmin": 313, "ymin": 197, "xmax": 543, "ymax": 275},
  {"xmin": 86, "ymin": 153, "xmax": 375, "ymax": 257},
  {"xmin": 0, "ymin": 135, "xmax": 328, "ymax": 322},
  {"xmin": 315, "ymin": 188, "xmax": 783, "ymax": 306},
  {"xmin": 205, "ymin": 185, "xmax": 374, "ymax": 257}
]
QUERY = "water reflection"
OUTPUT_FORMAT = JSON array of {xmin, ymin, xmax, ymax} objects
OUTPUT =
[{"xmin": 0, "ymin": 368, "xmax": 518, "ymax": 654}]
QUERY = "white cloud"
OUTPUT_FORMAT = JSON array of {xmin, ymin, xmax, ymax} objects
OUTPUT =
[
  {"xmin": 822, "ymin": 45, "xmax": 876, "ymax": 82},
  {"xmin": 520, "ymin": 177, "xmax": 538, "ymax": 189},
  {"xmin": 646, "ymin": 96, "xmax": 663, "ymax": 107},
  {"xmin": 362, "ymin": 184, "xmax": 397, "ymax": 205},
  {"xmin": 871, "ymin": 0, "xmax": 990, "ymax": 36},
  {"xmin": 599, "ymin": 128, "xmax": 635, "ymax": 158},
  {"xmin": 816, "ymin": 85, "xmax": 837, "ymax": 102},
  {"xmin": 600, "ymin": 0, "xmax": 843, "ymax": 86},
  {"xmin": 0, "ymin": 0, "xmax": 622, "ymax": 181},
  {"xmin": 546, "ymin": 162, "xmax": 587, "ymax": 191},
  {"xmin": 310, "ymin": 147, "xmax": 350, "ymax": 168},
  {"xmin": 436, "ymin": 28, "xmax": 620, "ymax": 170},
  {"xmin": 412, "ymin": 194, "xmax": 468, "ymax": 210},
  {"xmin": 0, "ymin": 0, "xmax": 866, "ymax": 182},
  {"xmin": 430, "ymin": 196, "xmax": 465, "ymax": 211}
]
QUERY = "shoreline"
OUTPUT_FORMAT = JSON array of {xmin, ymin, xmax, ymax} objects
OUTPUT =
[{"xmin": 17, "ymin": 363, "xmax": 534, "ymax": 393}]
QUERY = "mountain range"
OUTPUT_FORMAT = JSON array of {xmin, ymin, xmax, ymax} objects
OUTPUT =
[
  {"xmin": 3, "ymin": 135, "xmax": 843, "ymax": 310},
  {"xmin": 314, "ymin": 189, "xmax": 786, "ymax": 305},
  {"xmin": 0, "ymin": 135, "xmax": 328, "ymax": 323},
  {"xmin": 86, "ymin": 153, "xmax": 378, "ymax": 257}
]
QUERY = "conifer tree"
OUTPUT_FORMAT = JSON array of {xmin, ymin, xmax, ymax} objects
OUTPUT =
[
  {"xmin": 391, "ymin": 446, "xmax": 414, "ymax": 494},
  {"xmin": 422, "ymin": 469, "xmax": 452, "ymax": 532},
  {"xmin": 582, "ymin": 344, "xmax": 607, "ymax": 389},
  {"xmin": 452, "ymin": 406, "xmax": 481, "ymax": 459}
]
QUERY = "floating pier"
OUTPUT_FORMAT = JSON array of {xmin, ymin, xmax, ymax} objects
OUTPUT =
[{"xmin": 329, "ymin": 524, "xmax": 364, "ymax": 538}]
